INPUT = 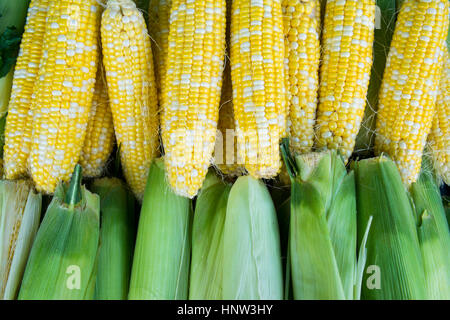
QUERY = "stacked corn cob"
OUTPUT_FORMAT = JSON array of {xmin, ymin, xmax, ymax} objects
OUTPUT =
[
  {"xmin": 428, "ymin": 49, "xmax": 449, "ymax": 185},
  {"xmin": 4, "ymin": 0, "xmax": 102, "ymax": 193},
  {"xmin": 230, "ymin": 0, "xmax": 286, "ymax": 179},
  {"xmin": 315, "ymin": 0, "xmax": 375, "ymax": 161},
  {"xmin": 375, "ymin": 0, "xmax": 449, "ymax": 185},
  {"xmin": 80, "ymin": 67, "xmax": 115, "ymax": 178},
  {"xmin": 161, "ymin": 0, "xmax": 226, "ymax": 198},
  {"xmin": 101, "ymin": 0, "xmax": 159, "ymax": 200},
  {"xmin": 282, "ymin": 0, "xmax": 320, "ymax": 154}
]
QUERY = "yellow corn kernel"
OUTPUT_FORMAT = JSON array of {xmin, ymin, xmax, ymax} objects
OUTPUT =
[
  {"xmin": 428, "ymin": 48, "xmax": 449, "ymax": 185},
  {"xmin": 315, "ymin": 0, "xmax": 375, "ymax": 161},
  {"xmin": 148, "ymin": 0, "xmax": 172, "ymax": 93},
  {"xmin": 80, "ymin": 68, "xmax": 115, "ymax": 178},
  {"xmin": 101, "ymin": 0, "xmax": 159, "ymax": 200},
  {"xmin": 28, "ymin": 0, "xmax": 102, "ymax": 194},
  {"xmin": 230, "ymin": 0, "xmax": 286, "ymax": 179},
  {"xmin": 161, "ymin": 0, "xmax": 226, "ymax": 198},
  {"xmin": 375, "ymin": 0, "xmax": 449, "ymax": 185},
  {"xmin": 282, "ymin": 0, "xmax": 320, "ymax": 154},
  {"xmin": 3, "ymin": 0, "xmax": 49, "ymax": 180}
]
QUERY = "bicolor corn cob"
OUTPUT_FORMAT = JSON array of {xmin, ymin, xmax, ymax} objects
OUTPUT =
[
  {"xmin": 161, "ymin": 0, "xmax": 226, "ymax": 198},
  {"xmin": 215, "ymin": 0, "xmax": 244, "ymax": 177},
  {"xmin": 148, "ymin": 0, "xmax": 172, "ymax": 92},
  {"xmin": 428, "ymin": 49, "xmax": 449, "ymax": 185},
  {"xmin": 3, "ymin": 0, "xmax": 49, "ymax": 180},
  {"xmin": 101, "ymin": 0, "xmax": 159, "ymax": 200},
  {"xmin": 80, "ymin": 68, "xmax": 115, "ymax": 178},
  {"xmin": 230, "ymin": 0, "xmax": 286, "ymax": 178},
  {"xmin": 375, "ymin": 0, "xmax": 449, "ymax": 185},
  {"xmin": 282, "ymin": 0, "xmax": 320, "ymax": 154},
  {"xmin": 315, "ymin": 0, "xmax": 375, "ymax": 161},
  {"xmin": 28, "ymin": 0, "xmax": 101, "ymax": 193}
]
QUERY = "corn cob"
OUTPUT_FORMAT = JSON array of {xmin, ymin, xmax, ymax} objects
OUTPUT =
[
  {"xmin": 80, "ymin": 68, "xmax": 115, "ymax": 178},
  {"xmin": 375, "ymin": 0, "xmax": 449, "ymax": 185},
  {"xmin": 189, "ymin": 172, "xmax": 230, "ymax": 299},
  {"xmin": 283, "ymin": 148, "xmax": 358, "ymax": 300},
  {"xmin": 0, "ymin": 180, "xmax": 42, "ymax": 300},
  {"xmin": 214, "ymin": 0, "xmax": 244, "ymax": 177},
  {"xmin": 230, "ymin": 0, "xmax": 286, "ymax": 179},
  {"xmin": 27, "ymin": 0, "xmax": 101, "ymax": 194},
  {"xmin": 428, "ymin": 49, "xmax": 449, "ymax": 185},
  {"xmin": 410, "ymin": 170, "xmax": 450, "ymax": 300},
  {"xmin": 101, "ymin": 0, "xmax": 159, "ymax": 200},
  {"xmin": 161, "ymin": 0, "xmax": 226, "ymax": 198},
  {"xmin": 148, "ymin": 0, "xmax": 172, "ymax": 92},
  {"xmin": 223, "ymin": 175, "xmax": 283, "ymax": 299},
  {"xmin": 3, "ymin": 0, "xmax": 49, "ymax": 180},
  {"xmin": 129, "ymin": 158, "xmax": 191, "ymax": 300},
  {"xmin": 354, "ymin": 0, "xmax": 396, "ymax": 156},
  {"xmin": 18, "ymin": 165, "xmax": 100, "ymax": 300},
  {"xmin": 355, "ymin": 156, "xmax": 426, "ymax": 300},
  {"xmin": 315, "ymin": 0, "xmax": 375, "ymax": 161},
  {"xmin": 282, "ymin": 0, "xmax": 320, "ymax": 154},
  {"xmin": 92, "ymin": 177, "xmax": 135, "ymax": 300}
]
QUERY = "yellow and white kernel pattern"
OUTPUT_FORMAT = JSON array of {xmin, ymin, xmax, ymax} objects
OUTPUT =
[
  {"xmin": 282, "ymin": 0, "xmax": 320, "ymax": 154},
  {"xmin": 315, "ymin": 0, "xmax": 375, "ymax": 161},
  {"xmin": 375, "ymin": 0, "xmax": 449, "ymax": 185},
  {"xmin": 80, "ymin": 67, "xmax": 115, "ymax": 178},
  {"xmin": 428, "ymin": 48, "xmax": 449, "ymax": 185},
  {"xmin": 28, "ymin": 0, "xmax": 101, "ymax": 193},
  {"xmin": 161, "ymin": 0, "xmax": 226, "ymax": 198},
  {"xmin": 230, "ymin": 0, "xmax": 287, "ymax": 179},
  {"xmin": 148, "ymin": 0, "xmax": 172, "ymax": 93},
  {"xmin": 3, "ymin": 0, "xmax": 49, "ymax": 180},
  {"xmin": 101, "ymin": 0, "xmax": 159, "ymax": 200}
]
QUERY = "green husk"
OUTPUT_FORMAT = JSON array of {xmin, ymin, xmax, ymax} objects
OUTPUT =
[
  {"xmin": 222, "ymin": 175, "xmax": 283, "ymax": 300},
  {"xmin": 92, "ymin": 177, "xmax": 135, "ymax": 300},
  {"xmin": 128, "ymin": 158, "xmax": 192, "ymax": 300},
  {"xmin": 354, "ymin": 0, "xmax": 396, "ymax": 155},
  {"xmin": 189, "ymin": 172, "xmax": 231, "ymax": 299},
  {"xmin": 0, "ymin": 180, "xmax": 41, "ymax": 300},
  {"xmin": 354, "ymin": 157, "xmax": 426, "ymax": 300},
  {"xmin": 285, "ymin": 150, "xmax": 357, "ymax": 300},
  {"xmin": 18, "ymin": 165, "xmax": 100, "ymax": 300},
  {"xmin": 410, "ymin": 171, "xmax": 450, "ymax": 300}
]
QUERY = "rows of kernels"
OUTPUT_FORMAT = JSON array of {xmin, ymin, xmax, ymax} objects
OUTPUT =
[
  {"xmin": 101, "ymin": 0, "xmax": 159, "ymax": 200},
  {"xmin": 3, "ymin": 0, "xmax": 49, "ymax": 179},
  {"xmin": 162, "ymin": 0, "xmax": 226, "ymax": 198},
  {"xmin": 28, "ymin": 0, "xmax": 101, "ymax": 194},
  {"xmin": 428, "ymin": 49, "xmax": 449, "ymax": 185},
  {"xmin": 230, "ymin": 0, "xmax": 286, "ymax": 179},
  {"xmin": 148, "ymin": 0, "xmax": 172, "ymax": 93},
  {"xmin": 282, "ymin": 0, "xmax": 320, "ymax": 154},
  {"xmin": 80, "ymin": 68, "xmax": 115, "ymax": 177},
  {"xmin": 375, "ymin": 0, "xmax": 449, "ymax": 185},
  {"xmin": 315, "ymin": 0, "xmax": 375, "ymax": 161}
]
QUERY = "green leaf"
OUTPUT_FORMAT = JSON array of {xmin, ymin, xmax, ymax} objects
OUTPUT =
[{"xmin": 0, "ymin": 26, "xmax": 22, "ymax": 78}]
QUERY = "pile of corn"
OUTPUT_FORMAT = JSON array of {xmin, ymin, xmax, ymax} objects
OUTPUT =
[{"xmin": 0, "ymin": 0, "xmax": 448, "ymax": 300}]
